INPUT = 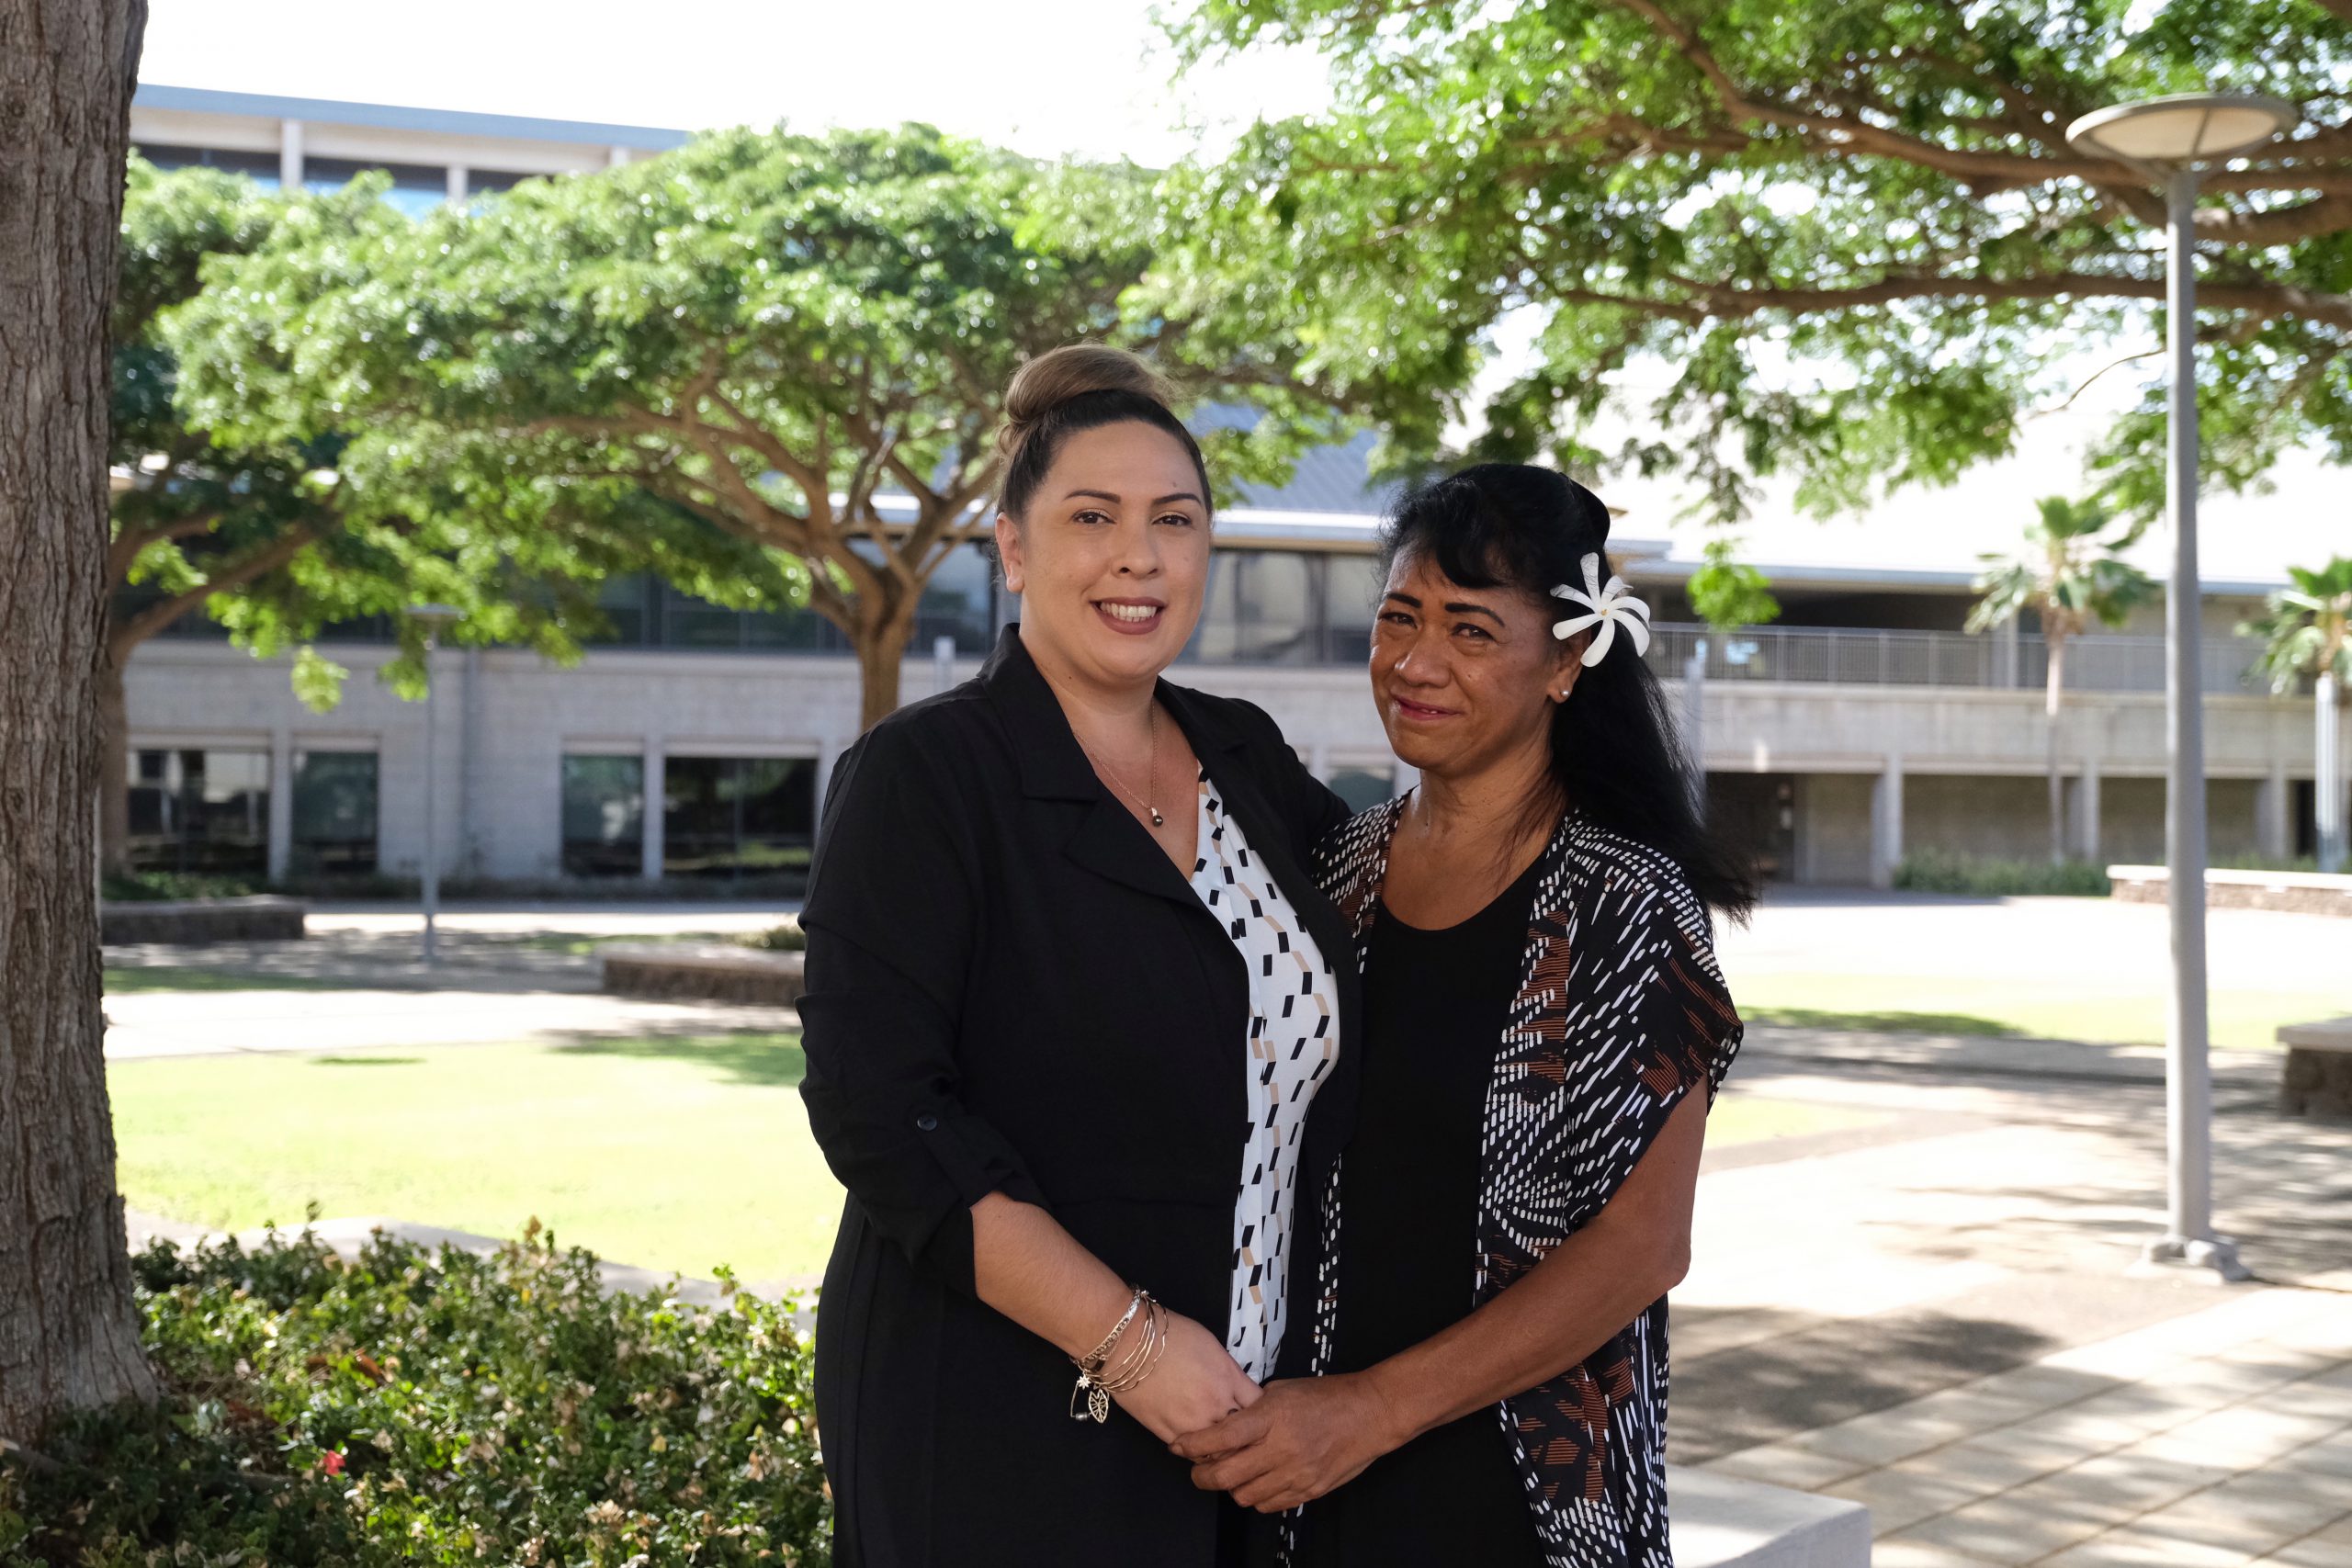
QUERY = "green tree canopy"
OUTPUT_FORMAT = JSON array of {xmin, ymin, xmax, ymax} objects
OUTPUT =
[
  {"xmin": 172, "ymin": 125, "xmax": 1334, "ymax": 728},
  {"xmin": 1160, "ymin": 0, "xmax": 2352, "ymax": 528},
  {"xmin": 2241, "ymin": 557, "xmax": 2352, "ymax": 693}
]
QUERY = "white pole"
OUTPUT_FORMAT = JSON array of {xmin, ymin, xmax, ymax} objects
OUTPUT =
[
  {"xmin": 934, "ymin": 634, "xmax": 956, "ymax": 697},
  {"xmin": 2320, "ymin": 671, "xmax": 2345, "ymax": 873},
  {"xmin": 2149, "ymin": 166, "xmax": 2245, "ymax": 1280},
  {"xmin": 1682, "ymin": 637, "xmax": 1707, "ymax": 819},
  {"xmin": 421, "ymin": 634, "xmax": 441, "ymax": 964}
]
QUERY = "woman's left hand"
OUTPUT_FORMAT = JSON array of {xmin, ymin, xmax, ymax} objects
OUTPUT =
[{"xmin": 1169, "ymin": 1374, "xmax": 1402, "ymax": 1513}]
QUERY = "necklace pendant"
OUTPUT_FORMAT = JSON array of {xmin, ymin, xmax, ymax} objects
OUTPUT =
[{"xmin": 1149, "ymin": 808, "xmax": 1165, "ymax": 828}]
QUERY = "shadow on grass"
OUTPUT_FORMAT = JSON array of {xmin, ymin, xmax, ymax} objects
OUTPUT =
[
  {"xmin": 104, "ymin": 966, "xmax": 355, "ymax": 994},
  {"xmin": 306, "ymin": 1055, "xmax": 425, "ymax": 1066},
  {"xmin": 1747, "ymin": 1005, "xmax": 2015, "ymax": 1037},
  {"xmin": 548, "ymin": 1031, "xmax": 808, "ymax": 1089}
]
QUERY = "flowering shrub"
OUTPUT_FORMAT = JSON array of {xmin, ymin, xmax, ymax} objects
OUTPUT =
[{"xmin": 0, "ymin": 1219, "xmax": 829, "ymax": 1566}]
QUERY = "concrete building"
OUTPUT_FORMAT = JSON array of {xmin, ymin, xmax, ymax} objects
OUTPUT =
[{"xmin": 122, "ymin": 86, "xmax": 2347, "ymax": 891}]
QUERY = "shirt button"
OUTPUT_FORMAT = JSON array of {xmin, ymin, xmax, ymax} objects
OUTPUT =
[{"xmin": 914, "ymin": 1113, "xmax": 940, "ymax": 1132}]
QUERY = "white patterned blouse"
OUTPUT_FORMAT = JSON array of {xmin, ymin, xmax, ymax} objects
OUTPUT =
[{"xmin": 1186, "ymin": 769, "xmax": 1342, "ymax": 1382}]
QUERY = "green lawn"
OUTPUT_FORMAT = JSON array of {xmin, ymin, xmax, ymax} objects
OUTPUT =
[
  {"xmin": 109, "ymin": 1032, "xmax": 844, "ymax": 1284},
  {"xmin": 103, "ymin": 966, "xmax": 350, "ymax": 993},
  {"xmin": 1738, "ymin": 972, "xmax": 2349, "ymax": 1052},
  {"xmin": 110, "ymin": 1035, "xmax": 1852, "ymax": 1285}
]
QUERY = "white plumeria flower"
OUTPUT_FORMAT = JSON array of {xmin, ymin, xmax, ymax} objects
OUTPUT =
[{"xmin": 1549, "ymin": 552, "xmax": 1652, "ymax": 668}]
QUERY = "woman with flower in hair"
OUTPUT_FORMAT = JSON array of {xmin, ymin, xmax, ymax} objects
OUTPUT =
[{"xmin": 1177, "ymin": 465, "xmax": 1754, "ymax": 1568}]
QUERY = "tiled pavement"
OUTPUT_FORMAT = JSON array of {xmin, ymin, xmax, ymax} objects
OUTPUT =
[
  {"xmin": 1677, "ymin": 1032, "xmax": 2352, "ymax": 1567},
  {"xmin": 1702, "ymin": 1287, "xmax": 2352, "ymax": 1565}
]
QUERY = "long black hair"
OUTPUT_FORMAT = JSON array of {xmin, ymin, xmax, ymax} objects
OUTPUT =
[{"xmin": 1382, "ymin": 463, "xmax": 1758, "ymax": 922}]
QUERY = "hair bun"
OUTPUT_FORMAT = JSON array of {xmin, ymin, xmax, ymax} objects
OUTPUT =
[{"xmin": 997, "ymin": 344, "xmax": 1174, "ymax": 463}]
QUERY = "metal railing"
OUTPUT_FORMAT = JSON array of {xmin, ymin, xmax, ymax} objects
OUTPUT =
[{"xmin": 1642, "ymin": 621, "xmax": 2274, "ymax": 695}]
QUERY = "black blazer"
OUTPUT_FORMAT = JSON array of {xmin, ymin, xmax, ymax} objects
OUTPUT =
[{"xmin": 799, "ymin": 626, "xmax": 1361, "ymax": 1568}]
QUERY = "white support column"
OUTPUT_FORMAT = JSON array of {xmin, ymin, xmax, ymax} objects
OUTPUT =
[
  {"xmin": 2257, "ymin": 759, "xmax": 2290, "ymax": 863},
  {"xmin": 1997, "ymin": 610, "xmax": 2022, "ymax": 690},
  {"xmin": 641, "ymin": 739, "xmax": 666, "ymax": 882},
  {"xmin": 266, "ymin": 726, "xmax": 294, "ymax": 882},
  {"xmin": 607, "ymin": 146, "xmax": 632, "ymax": 169},
  {"xmin": 1870, "ymin": 754, "xmax": 1905, "ymax": 889},
  {"xmin": 278, "ymin": 119, "xmax": 304, "ymax": 189},
  {"xmin": 2076, "ymin": 750, "xmax": 2103, "ymax": 863}
]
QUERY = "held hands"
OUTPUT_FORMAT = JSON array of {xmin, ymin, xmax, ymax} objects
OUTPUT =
[
  {"xmin": 1109, "ymin": 1310, "xmax": 1263, "ymax": 1444},
  {"xmin": 1170, "ymin": 1373, "xmax": 1403, "ymax": 1513}
]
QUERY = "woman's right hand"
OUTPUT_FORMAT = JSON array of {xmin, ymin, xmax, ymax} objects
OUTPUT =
[{"xmin": 1110, "ymin": 1310, "xmax": 1262, "ymax": 1444}]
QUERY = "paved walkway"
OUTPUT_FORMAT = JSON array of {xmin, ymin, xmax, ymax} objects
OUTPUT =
[{"xmin": 1677, "ymin": 1032, "xmax": 2352, "ymax": 1566}]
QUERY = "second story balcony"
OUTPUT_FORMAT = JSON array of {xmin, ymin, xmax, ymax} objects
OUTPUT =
[{"xmin": 1643, "ymin": 622, "xmax": 2278, "ymax": 698}]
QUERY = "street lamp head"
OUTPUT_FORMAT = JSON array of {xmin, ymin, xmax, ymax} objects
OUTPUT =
[
  {"xmin": 2065, "ymin": 93, "xmax": 2297, "ymax": 167},
  {"xmin": 403, "ymin": 603, "xmax": 464, "ymax": 629}
]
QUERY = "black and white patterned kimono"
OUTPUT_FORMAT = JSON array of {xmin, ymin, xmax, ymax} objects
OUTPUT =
[{"xmin": 1286, "ymin": 796, "xmax": 1743, "ymax": 1568}]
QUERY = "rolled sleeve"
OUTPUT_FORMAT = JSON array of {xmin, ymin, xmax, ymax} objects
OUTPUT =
[{"xmin": 797, "ymin": 720, "xmax": 1045, "ymax": 1293}]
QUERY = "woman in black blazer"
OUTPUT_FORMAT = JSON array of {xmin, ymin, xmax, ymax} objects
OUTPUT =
[{"xmin": 797, "ymin": 345, "xmax": 1360, "ymax": 1567}]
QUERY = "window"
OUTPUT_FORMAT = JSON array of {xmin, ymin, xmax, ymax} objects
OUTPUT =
[
  {"xmin": 290, "ymin": 750, "xmax": 379, "ymax": 875},
  {"xmin": 662, "ymin": 757, "xmax": 817, "ymax": 883},
  {"xmin": 1325, "ymin": 767, "xmax": 1397, "ymax": 814},
  {"xmin": 463, "ymin": 168, "xmax": 539, "ymax": 198},
  {"xmin": 135, "ymin": 143, "xmax": 280, "ymax": 186},
  {"xmin": 1193, "ymin": 550, "xmax": 1320, "ymax": 664},
  {"xmin": 302, "ymin": 156, "xmax": 448, "ymax": 218},
  {"xmin": 1325, "ymin": 554, "xmax": 1383, "ymax": 664},
  {"xmin": 561, "ymin": 756, "xmax": 645, "ymax": 877},
  {"xmin": 126, "ymin": 748, "xmax": 269, "ymax": 876},
  {"xmin": 912, "ymin": 541, "xmax": 1000, "ymax": 654}
]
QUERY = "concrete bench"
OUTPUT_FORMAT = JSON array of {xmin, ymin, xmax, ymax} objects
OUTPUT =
[
  {"xmin": 2278, "ymin": 1016, "xmax": 2352, "ymax": 1118},
  {"xmin": 2109, "ymin": 865, "xmax": 2352, "ymax": 918},
  {"xmin": 600, "ymin": 942, "xmax": 806, "ymax": 1008},
  {"xmin": 1666, "ymin": 1467, "xmax": 1871, "ymax": 1567},
  {"xmin": 99, "ymin": 896, "xmax": 308, "ymax": 946}
]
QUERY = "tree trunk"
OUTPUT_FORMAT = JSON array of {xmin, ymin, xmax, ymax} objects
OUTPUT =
[
  {"xmin": 2045, "ymin": 628, "xmax": 2067, "ymax": 865},
  {"xmin": 850, "ymin": 606, "xmax": 920, "ymax": 733},
  {"xmin": 96, "ymin": 647, "xmax": 131, "ymax": 880},
  {"xmin": 0, "ymin": 0, "xmax": 159, "ymax": 1443}
]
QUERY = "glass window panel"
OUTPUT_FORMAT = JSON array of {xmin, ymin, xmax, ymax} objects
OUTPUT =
[
  {"xmin": 662, "ymin": 757, "xmax": 816, "ymax": 884},
  {"xmin": 126, "ymin": 748, "xmax": 269, "ymax": 877},
  {"xmin": 464, "ymin": 168, "xmax": 537, "ymax": 197},
  {"xmin": 561, "ymin": 755, "xmax": 645, "ymax": 877},
  {"xmin": 302, "ymin": 156, "xmax": 448, "ymax": 218},
  {"xmin": 291, "ymin": 750, "xmax": 379, "ymax": 875},
  {"xmin": 1324, "ymin": 554, "xmax": 1383, "ymax": 665},
  {"xmin": 912, "ymin": 541, "xmax": 998, "ymax": 654},
  {"xmin": 1238, "ymin": 552, "xmax": 1317, "ymax": 663},
  {"xmin": 135, "ymin": 143, "xmax": 280, "ymax": 186},
  {"xmin": 589, "ymin": 573, "xmax": 651, "ymax": 646}
]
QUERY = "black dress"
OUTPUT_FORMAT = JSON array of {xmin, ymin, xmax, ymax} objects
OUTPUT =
[
  {"xmin": 1296, "ymin": 856, "xmax": 1548, "ymax": 1568},
  {"xmin": 798, "ymin": 627, "xmax": 1363, "ymax": 1568}
]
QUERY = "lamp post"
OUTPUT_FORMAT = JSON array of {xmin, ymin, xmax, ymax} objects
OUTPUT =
[
  {"xmin": 2065, "ymin": 93, "xmax": 2295, "ymax": 1282},
  {"xmin": 404, "ymin": 604, "xmax": 464, "ymax": 964}
]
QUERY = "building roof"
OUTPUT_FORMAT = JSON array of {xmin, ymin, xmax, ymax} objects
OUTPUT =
[{"xmin": 131, "ymin": 84, "xmax": 693, "ymax": 152}]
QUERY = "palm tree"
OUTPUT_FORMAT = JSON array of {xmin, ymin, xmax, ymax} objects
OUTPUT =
[
  {"xmin": 2240, "ymin": 558, "xmax": 2352, "ymax": 873},
  {"xmin": 1968, "ymin": 497, "xmax": 2156, "ymax": 864}
]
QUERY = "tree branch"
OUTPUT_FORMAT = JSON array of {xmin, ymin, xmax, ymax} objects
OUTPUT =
[
  {"xmin": 108, "ymin": 519, "xmax": 322, "ymax": 663},
  {"xmin": 107, "ymin": 510, "xmax": 223, "ymax": 580},
  {"xmin": 1589, "ymin": 269, "xmax": 2352, "ymax": 330}
]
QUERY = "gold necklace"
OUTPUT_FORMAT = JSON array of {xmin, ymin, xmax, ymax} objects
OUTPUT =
[{"xmin": 1074, "ymin": 705, "xmax": 1164, "ymax": 828}]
